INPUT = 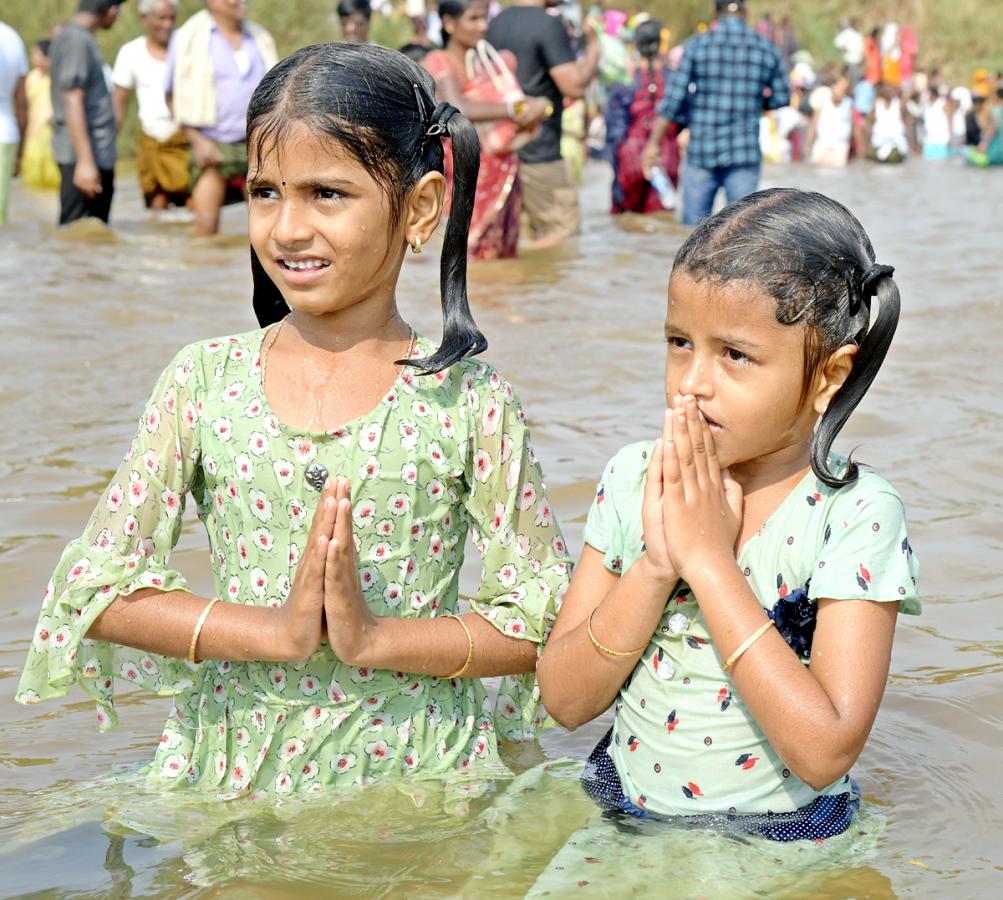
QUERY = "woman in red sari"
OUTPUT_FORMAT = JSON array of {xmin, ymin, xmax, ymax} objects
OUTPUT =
[
  {"xmin": 423, "ymin": 0, "xmax": 549, "ymax": 259},
  {"xmin": 606, "ymin": 20, "xmax": 679, "ymax": 215}
]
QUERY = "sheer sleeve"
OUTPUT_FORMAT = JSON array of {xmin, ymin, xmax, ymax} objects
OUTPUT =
[
  {"xmin": 460, "ymin": 366, "xmax": 572, "ymax": 740},
  {"xmin": 15, "ymin": 346, "xmax": 205, "ymax": 730}
]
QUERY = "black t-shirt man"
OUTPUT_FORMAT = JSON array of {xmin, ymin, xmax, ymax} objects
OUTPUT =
[{"xmin": 486, "ymin": 6, "xmax": 575, "ymax": 165}]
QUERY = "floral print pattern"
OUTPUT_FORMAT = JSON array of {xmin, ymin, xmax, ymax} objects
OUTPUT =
[
  {"xmin": 582, "ymin": 441, "xmax": 920, "ymax": 818},
  {"xmin": 16, "ymin": 330, "xmax": 571, "ymax": 798}
]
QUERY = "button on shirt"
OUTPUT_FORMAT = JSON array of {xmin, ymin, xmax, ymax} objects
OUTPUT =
[
  {"xmin": 658, "ymin": 16, "xmax": 790, "ymax": 169},
  {"xmin": 164, "ymin": 22, "xmax": 264, "ymax": 144}
]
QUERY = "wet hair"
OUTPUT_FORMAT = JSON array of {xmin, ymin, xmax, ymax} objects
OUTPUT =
[
  {"xmin": 246, "ymin": 43, "xmax": 486, "ymax": 374},
  {"xmin": 337, "ymin": 0, "xmax": 371, "ymax": 19},
  {"xmin": 672, "ymin": 188, "xmax": 901, "ymax": 488},
  {"xmin": 634, "ymin": 20, "xmax": 662, "ymax": 63}
]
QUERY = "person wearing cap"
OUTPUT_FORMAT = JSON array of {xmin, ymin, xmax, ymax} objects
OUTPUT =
[
  {"xmin": 641, "ymin": 0, "xmax": 790, "ymax": 225},
  {"xmin": 48, "ymin": 0, "xmax": 126, "ymax": 226}
]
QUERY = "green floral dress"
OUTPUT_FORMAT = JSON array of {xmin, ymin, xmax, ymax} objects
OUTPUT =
[{"xmin": 16, "ymin": 329, "xmax": 572, "ymax": 799}]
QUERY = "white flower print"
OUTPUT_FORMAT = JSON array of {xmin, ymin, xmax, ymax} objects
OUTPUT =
[
  {"xmin": 552, "ymin": 534, "xmax": 567, "ymax": 557},
  {"xmin": 160, "ymin": 754, "xmax": 187, "ymax": 778},
  {"xmin": 278, "ymin": 737, "xmax": 306, "ymax": 761},
  {"xmin": 516, "ymin": 482, "xmax": 537, "ymax": 511},
  {"xmin": 332, "ymin": 752, "xmax": 357, "ymax": 773},
  {"xmin": 535, "ymin": 500, "xmax": 554, "ymax": 528},
  {"xmin": 228, "ymin": 346, "xmax": 247, "ymax": 362},
  {"xmin": 327, "ymin": 678, "xmax": 347, "ymax": 703},
  {"xmin": 473, "ymin": 450, "xmax": 493, "ymax": 483},
  {"xmin": 503, "ymin": 617, "xmax": 528, "ymax": 637},
  {"xmin": 263, "ymin": 414, "xmax": 281, "ymax": 438},
  {"xmin": 276, "ymin": 574, "xmax": 292, "ymax": 598},
  {"xmin": 65, "ymin": 558, "xmax": 90, "ymax": 584},
  {"xmin": 353, "ymin": 498, "xmax": 377, "ymax": 529},
  {"xmin": 368, "ymin": 542, "xmax": 393, "ymax": 564},
  {"xmin": 403, "ymin": 747, "xmax": 420, "ymax": 769},
  {"xmin": 301, "ymin": 759, "xmax": 319, "ymax": 781},
  {"xmin": 400, "ymin": 461, "xmax": 418, "ymax": 485},
  {"xmin": 496, "ymin": 563, "xmax": 518, "ymax": 589},
  {"xmin": 409, "ymin": 519, "xmax": 425, "ymax": 543},
  {"xmin": 288, "ymin": 542, "xmax": 301, "ymax": 567},
  {"xmin": 375, "ymin": 518, "xmax": 395, "ymax": 538},
  {"xmin": 368, "ymin": 713, "xmax": 393, "ymax": 731},
  {"xmin": 287, "ymin": 498, "xmax": 307, "ymax": 531},
  {"xmin": 106, "ymin": 482, "xmax": 124, "ymax": 513},
  {"xmin": 360, "ymin": 456, "xmax": 381, "ymax": 480},
  {"xmin": 251, "ymin": 705, "xmax": 268, "ymax": 734},
  {"xmin": 141, "ymin": 448, "xmax": 160, "ymax": 477},
  {"xmin": 497, "ymin": 694, "xmax": 519, "ymax": 719},
  {"xmin": 411, "ymin": 399, "xmax": 431, "ymax": 418},
  {"xmin": 349, "ymin": 665, "xmax": 375, "ymax": 683},
  {"xmin": 268, "ymin": 666, "xmax": 288, "ymax": 691},
  {"xmin": 248, "ymin": 431, "xmax": 269, "ymax": 456},
  {"xmin": 302, "ymin": 704, "xmax": 329, "ymax": 730},
  {"xmin": 398, "ymin": 420, "xmax": 419, "ymax": 450},
  {"xmin": 438, "ymin": 411, "xmax": 456, "ymax": 439},
  {"xmin": 145, "ymin": 405, "xmax": 161, "ymax": 435},
  {"xmin": 252, "ymin": 528, "xmax": 275, "ymax": 552},
  {"xmin": 128, "ymin": 470, "xmax": 149, "ymax": 507},
  {"xmin": 274, "ymin": 771, "xmax": 294, "ymax": 794},
  {"xmin": 271, "ymin": 458, "xmax": 294, "ymax": 487},
  {"xmin": 226, "ymin": 575, "xmax": 242, "ymax": 602},
  {"xmin": 471, "ymin": 734, "xmax": 490, "ymax": 758},
  {"xmin": 399, "ymin": 678, "xmax": 423, "ymax": 699},
  {"xmin": 505, "ymin": 460, "xmax": 520, "ymax": 491},
  {"xmin": 481, "ymin": 399, "xmax": 502, "ymax": 436},
  {"xmin": 362, "ymin": 695, "xmax": 386, "ymax": 714},
  {"xmin": 426, "ymin": 442, "xmax": 447, "ymax": 468},
  {"xmin": 249, "ymin": 489, "xmax": 273, "ymax": 523},
  {"xmin": 428, "ymin": 534, "xmax": 444, "ymax": 561},
  {"xmin": 383, "ymin": 582, "xmax": 404, "ymax": 608},
  {"xmin": 365, "ymin": 741, "xmax": 389, "ymax": 763},
  {"xmin": 229, "ymin": 754, "xmax": 251, "ymax": 791},
  {"xmin": 211, "ymin": 417, "xmax": 232, "ymax": 442},
  {"xmin": 359, "ymin": 422, "xmax": 383, "ymax": 452},
  {"xmin": 387, "ymin": 493, "xmax": 411, "ymax": 517},
  {"xmin": 91, "ymin": 528, "xmax": 116, "ymax": 553},
  {"xmin": 234, "ymin": 726, "xmax": 251, "ymax": 748},
  {"xmin": 426, "ymin": 480, "xmax": 446, "ymax": 503},
  {"xmin": 236, "ymin": 534, "xmax": 250, "ymax": 570},
  {"xmin": 287, "ymin": 437, "xmax": 316, "ymax": 465},
  {"xmin": 249, "ymin": 567, "xmax": 268, "ymax": 598},
  {"xmin": 298, "ymin": 674, "xmax": 321, "ymax": 696},
  {"xmin": 424, "ymin": 700, "xmax": 442, "ymax": 725},
  {"xmin": 243, "ymin": 398, "xmax": 263, "ymax": 418},
  {"xmin": 182, "ymin": 400, "xmax": 197, "ymax": 430},
  {"xmin": 222, "ymin": 381, "xmax": 246, "ymax": 403},
  {"xmin": 409, "ymin": 591, "xmax": 428, "ymax": 610},
  {"xmin": 330, "ymin": 710, "xmax": 350, "ymax": 731},
  {"xmin": 358, "ymin": 567, "xmax": 379, "ymax": 592},
  {"xmin": 233, "ymin": 453, "xmax": 255, "ymax": 482},
  {"xmin": 121, "ymin": 660, "xmax": 143, "ymax": 683},
  {"xmin": 399, "ymin": 555, "xmax": 419, "ymax": 585},
  {"xmin": 162, "ymin": 489, "xmax": 181, "ymax": 519},
  {"xmin": 500, "ymin": 433, "xmax": 514, "ymax": 464}
]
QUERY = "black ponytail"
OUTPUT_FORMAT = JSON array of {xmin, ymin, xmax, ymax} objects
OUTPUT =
[
  {"xmin": 246, "ymin": 43, "xmax": 486, "ymax": 373},
  {"xmin": 673, "ymin": 189, "xmax": 902, "ymax": 489},
  {"xmin": 811, "ymin": 272, "xmax": 900, "ymax": 487}
]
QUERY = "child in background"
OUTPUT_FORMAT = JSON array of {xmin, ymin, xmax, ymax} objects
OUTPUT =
[
  {"xmin": 20, "ymin": 40, "xmax": 60, "ymax": 190},
  {"xmin": 538, "ymin": 189, "xmax": 919, "ymax": 844},
  {"xmin": 807, "ymin": 75, "xmax": 858, "ymax": 167},
  {"xmin": 16, "ymin": 43, "xmax": 570, "ymax": 798}
]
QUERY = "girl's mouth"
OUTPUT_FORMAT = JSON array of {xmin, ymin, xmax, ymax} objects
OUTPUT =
[{"xmin": 277, "ymin": 258, "xmax": 331, "ymax": 284}]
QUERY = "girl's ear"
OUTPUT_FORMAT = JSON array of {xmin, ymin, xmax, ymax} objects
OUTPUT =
[
  {"xmin": 405, "ymin": 171, "xmax": 446, "ymax": 251},
  {"xmin": 813, "ymin": 344, "xmax": 858, "ymax": 415}
]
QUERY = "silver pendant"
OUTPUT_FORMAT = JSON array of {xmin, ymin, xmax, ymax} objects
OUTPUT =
[{"xmin": 304, "ymin": 463, "xmax": 329, "ymax": 492}]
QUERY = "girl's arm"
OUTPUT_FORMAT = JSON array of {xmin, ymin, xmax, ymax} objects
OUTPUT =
[
  {"xmin": 805, "ymin": 107, "xmax": 820, "ymax": 153},
  {"xmin": 658, "ymin": 399, "xmax": 901, "ymax": 789},
  {"xmin": 536, "ymin": 548, "xmax": 673, "ymax": 729}
]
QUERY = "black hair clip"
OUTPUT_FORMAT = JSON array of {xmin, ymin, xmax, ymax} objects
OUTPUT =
[
  {"xmin": 413, "ymin": 83, "xmax": 429, "ymax": 125},
  {"xmin": 861, "ymin": 263, "xmax": 895, "ymax": 299}
]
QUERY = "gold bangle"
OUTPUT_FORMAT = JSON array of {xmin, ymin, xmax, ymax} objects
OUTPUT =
[
  {"xmin": 187, "ymin": 598, "xmax": 219, "ymax": 665},
  {"xmin": 587, "ymin": 608, "xmax": 648, "ymax": 658},
  {"xmin": 443, "ymin": 613, "xmax": 474, "ymax": 679},
  {"xmin": 721, "ymin": 619, "xmax": 775, "ymax": 673}
]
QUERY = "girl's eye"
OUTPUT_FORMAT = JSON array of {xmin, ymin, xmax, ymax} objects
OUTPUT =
[
  {"xmin": 316, "ymin": 188, "xmax": 343, "ymax": 201},
  {"xmin": 725, "ymin": 348, "xmax": 751, "ymax": 364},
  {"xmin": 666, "ymin": 336, "xmax": 690, "ymax": 350},
  {"xmin": 250, "ymin": 187, "xmax": 279, "ymax": 201}
]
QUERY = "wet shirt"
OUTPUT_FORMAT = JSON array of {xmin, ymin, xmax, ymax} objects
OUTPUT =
[
  {"xmin": 658, "ymin": 15, "xmax": 790, "ymax": 169},
  {"xmin": 16, "ymin": 330, "xmax": 572, "ymax": 798},
  {"xmin": 49, "ymin": 22, "xmax": 117, "ymax": 168},
  {"xmin": 582, "ymin": 441, "xmax": 920, "ymax": 817}
]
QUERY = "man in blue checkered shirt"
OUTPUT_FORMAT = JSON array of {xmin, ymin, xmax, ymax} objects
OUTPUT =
[{"xmin": 642, "ymin": 0, "xmax": 790, "ymax": 224}]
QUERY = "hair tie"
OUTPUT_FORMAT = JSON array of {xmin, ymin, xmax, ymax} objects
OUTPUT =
[
  {"xmin": 426, "ymin": 101, "xmax": 460, "ymax": 138},
  {"xmin": 861, "ymin": 263, "xmax": 895, "ymax": 300}
]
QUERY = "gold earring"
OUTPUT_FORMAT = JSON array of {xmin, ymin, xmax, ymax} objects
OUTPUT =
[{"xmin": 412, "ymin": 236, "xmax": 422, "ymax": 255}]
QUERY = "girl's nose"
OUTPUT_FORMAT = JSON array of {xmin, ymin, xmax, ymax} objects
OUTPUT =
[
  {"xmin": 271, "ymin": 201, "xmax": 312, "ymax": 247},
  {"xmin": 677, "ymin": 357, "xmax": 713, "ymax": 398}
]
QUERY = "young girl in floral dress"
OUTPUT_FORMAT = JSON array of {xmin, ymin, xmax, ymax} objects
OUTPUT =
[
  {"xmin": 537, "ymin": 189, "xmax": 920, "ymax": 851},
  {"xmin": 16, "ymin": 43, "xmax": 571, "ymax": 799}
]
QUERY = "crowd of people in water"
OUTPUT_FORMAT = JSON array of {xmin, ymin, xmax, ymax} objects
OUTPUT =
[{"xmin": 2, "ymin": 0, "xmax": 1000, "ymax": 237}]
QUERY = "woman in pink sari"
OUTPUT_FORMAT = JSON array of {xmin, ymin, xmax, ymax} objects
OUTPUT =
[{"xmin": 423, "ymin": 0, "xmax": 549, "ymax": 259}]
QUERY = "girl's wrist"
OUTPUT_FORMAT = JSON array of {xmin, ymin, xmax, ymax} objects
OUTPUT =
[{"xmin": 632, "ymin": 553, "xmax": 679, "ymax": 593}]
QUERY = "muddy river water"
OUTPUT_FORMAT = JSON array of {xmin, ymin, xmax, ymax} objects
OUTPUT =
[{"xmin": 0, "ymin": 159, "xmax": 1000, "ymax": 897}]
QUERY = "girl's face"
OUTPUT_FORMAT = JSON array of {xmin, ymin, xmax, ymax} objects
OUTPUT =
[
  {"xmin": 445, "ymin": 2, "xmax": 489, "ymax": 51},
  {"xmin": 663, "ymin": 272, "xmax": 823, "ymax": 474},
  {"xmin": 247, "ymin": 123, "xmax": 408, "ymax": 319}
]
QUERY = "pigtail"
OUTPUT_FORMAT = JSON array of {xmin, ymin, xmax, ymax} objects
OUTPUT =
[
  {"xmin": 408, "ymin": 106, "xmax": 488, "ymax": 374},
  {"xmin": 251, "ymin": 248, "xmax": 289, "ymax": 326},
  {"xmin": 810, "ymin": 274, "xmax": 901, "ymax": 487}
]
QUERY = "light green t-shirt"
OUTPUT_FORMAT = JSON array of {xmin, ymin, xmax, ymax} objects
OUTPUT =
[{"xmin": 582, "ymin": 441, "xmax": 920, "ymax": 817}]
